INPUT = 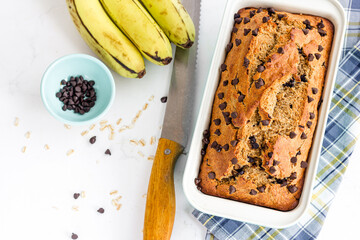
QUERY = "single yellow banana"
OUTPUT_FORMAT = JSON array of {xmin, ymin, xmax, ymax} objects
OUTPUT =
[
  {"xmin": 66, "ymin": 0, "xmax": 146, "ymax": 78},
  {"xmin": 100, "ymin": 0, "xmax": 173, "ymax": 66},
  {"xmin": 139, "ymin": 0, "xmax": 196, "ymax": 49}
]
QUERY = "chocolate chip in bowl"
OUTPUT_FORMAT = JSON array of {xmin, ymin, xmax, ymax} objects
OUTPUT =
[{"xmin": 41, "ymin": 54, "xmax": 115, "ymax": 125}]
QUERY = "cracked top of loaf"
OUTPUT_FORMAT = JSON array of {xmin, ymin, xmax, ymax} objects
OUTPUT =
[{"xmin": 196, "ymin": 7, "xmax": 334, "ymax": 211}]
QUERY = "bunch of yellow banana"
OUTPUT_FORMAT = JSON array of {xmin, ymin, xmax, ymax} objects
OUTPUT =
[{"xmin": 66, "ymin": 0, "xmax": 195, "ymax": 79}]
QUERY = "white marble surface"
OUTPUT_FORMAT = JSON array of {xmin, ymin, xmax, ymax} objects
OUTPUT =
[{"xmin": 0, "ymin": 1, "xmax": 359, "ymax": 240}]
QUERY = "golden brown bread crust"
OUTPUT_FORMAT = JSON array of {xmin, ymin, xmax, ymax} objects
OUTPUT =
[{"xmin": 197, "ymin": 7, "xmax": 334, "ymax": 211}]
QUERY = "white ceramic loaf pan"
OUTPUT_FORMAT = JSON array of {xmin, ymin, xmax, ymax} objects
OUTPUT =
[{"xmin": 183, "ymin": 0, "xmax": 346, "ymax": 228}]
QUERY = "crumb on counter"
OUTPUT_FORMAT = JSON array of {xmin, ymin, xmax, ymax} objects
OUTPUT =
[
  {"xmin": 24, "ymin": 131, "xmax": 31, "ymax": 139},
  {"xmin": 44, "ymin": 144, "xmax": 50, "ymax": 150},
  {"xmin": 150, "ymin": 136, "xmax": 156, "ymax": 145},
  {"xmin": 147, "ymin": 155, "xmax": 155, "ymax": 161},
  {"xmin": 21, "ymin": 146, "xmax": 27, "ymax": 153},
  {"xmin": 66, "ymin": 149, "xmax": 74, "ymax": 156}
]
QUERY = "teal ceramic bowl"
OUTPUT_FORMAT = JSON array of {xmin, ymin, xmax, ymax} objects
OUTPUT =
[{"xmin": 41, "ymin": 54, "xmax": 115, "ymax": 125}]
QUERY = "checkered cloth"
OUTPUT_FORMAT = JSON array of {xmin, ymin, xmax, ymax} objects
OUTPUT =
[{"xmin": 193, "ymin": 0, "xmax": 360, "ymax": 239}]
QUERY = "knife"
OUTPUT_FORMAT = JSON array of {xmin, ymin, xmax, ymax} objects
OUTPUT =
[{"xmin": 143, "ymin": 0, "xmax": 200, "ymax": 239}]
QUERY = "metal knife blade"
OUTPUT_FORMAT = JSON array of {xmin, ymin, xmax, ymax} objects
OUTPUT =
[{"xmin": 161, "ymin": 0, "xmax": 201, "ymax": 147}]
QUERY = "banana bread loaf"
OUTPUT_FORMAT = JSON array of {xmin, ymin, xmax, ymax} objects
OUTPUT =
[{"xmin": 196, "ymin": 7, "xmax": 333, "ymax": 211}]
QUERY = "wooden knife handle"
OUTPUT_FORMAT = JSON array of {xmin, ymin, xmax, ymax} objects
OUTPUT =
[{"xmin": 143, "ymin": 138, "xmax": 184, "ymax": 240}]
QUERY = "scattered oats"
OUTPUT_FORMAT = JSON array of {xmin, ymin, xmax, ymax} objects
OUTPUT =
[
  {"xmin": 139, "ymin": 139, "xmax": 146, "ymax": 146},
  {"xmin": 143, "ymin": 103, "xmax": 149, "ymax": 110},
  {"xmin": 89, "ymin": 124, "xmax": 96, "ymax": 130},
  {"xmin": 138, "ymin": 151, "xmax": 145, "ymax": 157},
  {"xmin": 81, "ymin": 130, "xmax": 89, "ymax": 136},
  {"xmin": 64, "ymin": 124, "xmax": 71, "ymax": 129},
  {"xmin": 142, "ymin": 194, "xmax": 147, "ymax": 198},
  {"xmin": 14, "ymin": 117, "xmax": 19, "ymax": 127},
  {"xmin": 147, "ymin": 155, "xmax": 155, "ymax": 161},
  {"xmin": 110, "ymin": 190, "xmax": 118, "ymax": 195},
  {"xmin": 132, "ymin": 110, "xmax": 143, "ymax": 125},
  {"xmin": 148, "ymin": 95, "xmax": 154, "ymax": 101},
  {"xmin": 111, "ymin": 199, "xmax": 118, "ymax": 207},
  {"xmin": 116, "ymin": 118, "xmax": 122, "ymax": 125},
  {"xmin": 116, "ymin": 204, "xmax": 122, "ymax": 211},
  {"xmin": 44, "ymin": 144, "xmax": 50, "ymax": 150},
  {"xmin": 100, "ymin": 120, "xmax": 108, "ymax": 126},
  {"xmin": 115, "ymin": 195, "xmax": 123, "ymax": 201},
  {"xmin": 100, "ymin": 125, "xmax": 108, "ymax": 131},
  {"xmin": 72, "ymin": 205, "xmax": 79, "ymax": 211},
  {"xmin": 21, "ymin": 146, "xmax": 27, "ymax": 153},
  {"xmin": 108, "ymin": 124, "xmax": 114, "ymax": 131},
  {"xmin": 67, "ymin": 149, "xmax": 74, "ymax": 156},
  {"xmin": 81, "ymin": 191, "xmax": 86, "ymax": 198},
  {"xmin": 126, "ymin": 124, "xmax": 134, "ymax": 129},
  {"xmin": 24, "ymin": 131, "xmax": 31, "ymax": 139},
  {"xmin": 130, "ymin": 139, "xmax": 138, "ymax": 145},
  {"xmin": 118, "ymin": 127, "xmax": 126, "ymax": 133},
  {"xmin": 109, "ymin": 130, "xmax": 115, "ymax": 140},
  {"xmin": 52, "ymin": 206, "xmax": 59, "ymax": 210},
  {"xmin": 150, "ymin": 136, "xmax": 156, "ymax": 145}
]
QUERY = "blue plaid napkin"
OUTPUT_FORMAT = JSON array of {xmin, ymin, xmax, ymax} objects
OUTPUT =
[{"xmin": 193, "ymin": 0, "xmax": 360, "ymax": 239}]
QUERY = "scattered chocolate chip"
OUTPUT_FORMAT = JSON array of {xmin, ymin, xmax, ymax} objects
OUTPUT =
[
  {"xmin": 290, "ymin": 131, "xmax": 297, "ymax": 139},
  {"xmin": 317, "ymin": 20, "xmax": 325, "ymax": 29},
  {"xmin": 290, "ymin": 172, "xmax": 297, "ymax": 180},
  {"xmin": 223, "ymin": 80, "xmax": 228, "ymax": 86},
  {"xmin": 244, "ymin": 28, "xmax": 251, "ymax": 36},
  {"xmin": 269, "ymin": 166, "xmax": 276, "ymax": 174},
  {"xmin": 73, "ymin": 193, "xmax": 80, "ymax": 199},
  {"xmin": 194, "ymin": 178, "xmax": 202, "ymax": 186},
  {"xmin": 277, "ymin": 47, "xmax": 284, "ymax": 54},
  {"xmin": 307, "ymin": 121, "xmax": 312, "ymax": 128},
  {"xmin": 308, "ymin": 54, "xmax": 315, "ymax": 61},
  {"xmin": 214, "ymin": 129, "xmax": 221, "ymax": 136},
  {"xmin": 255, "ymin": 78, "xmax": 265, "ymax": 89},
  {"xmin": 229, "ymin": 185, "xmax": 236, "ymax": 194},
  {"xmin": 273, "ymin": 160, "xmax": 280, "ymax": 166},
  {"xmin": 243, "ymin": 57, "xmax": 250, "ymax": 68},
  {"xmin": 288, "ymin": 185, "xmax": 298, "ymax": 193},
  {"xmin": 318, "ymin": 45, "xmax": 324, "ymax": 52},
  {"xmin": 243, "ymin": 17, "xmax": 250, "ymax": 24},
  {"xmin": 250, "ymin": 189, "xmax": 258, "ymax": 195},
  {"xmin": 278, "ymin": 14, "xmax": 286, "ymax": 20},
  {"xmin": 268, "ymin": 152, "xmax": 273, "ymax": 158},
  {"xmin": 226, "ymin": 43, "xmax": 233, "ymax": 53},
  {"xmin": 89, "ymin": 136, "xmax": 96, "ymax": 144},
  {"xmin": 301, "ymin": 132, "xmax": 307, "ymax": 139},
  {"xmin": 219, "ymin": 102, "xmax": 227, "ymax": 110},
  {"xmin": 218, "ymin": 92, "xmax": 224, "ymax": 99},
  {"xmin": 220, "ymin": 63, "xmax": 227, "ymax": 72},
  {"xmin": 97, "ymin": 208, "xmax": 105, "ymax": 214},
  {"xmin": 231, "ymin": 77, "xmax": 239, "ymax": 85},
  {"xmin": 160, "ymin": 96, "xmax": 168, "ymax": 103},
  {"xmin": 318, "ymin": 28, "xmax": 327, "ymax": 36},
  {"xmin": 315, "ymin": 53, "xmax": 321, "ymax": 60},
  {"xmin": 235, "ymin": 39, "xmax": 242, "ymax": 46},
  {"xmin": 230, "ymin": 140, "xmax": 238, "ymax": 147},
  {"xmin": 235, "ymin": 17, "xmax": 243, "ymax": 24},
  {"xmin": 238, "ymin": 92, "xmax": 245, "ymax": 102},
  {"xmin": 231, "ymin": 112, "xmax": 238, "ymax": 118},
  {"xmin": 267, "ymin": 7, "xmax": 275, "ymax": 15},
  {"xmin": 290, "ymin": 157, "xmax": 297, "ymax": 164},
  {"xmin": 214, "ymin": 119, "xmax": 221, "ymax": 125},
  {"xmin": 308, "ymin": 96, "xmax": 314, "ymax": 103},
  {"xmin": 301, "ymin": 161, "xmax": 308, "ymax": 168},
  {"xmin": 261, "ymin": 120, "xmax": 270, "ymax": 126},
  {"xmin": 208, "ymin": 172, "xmax": 216, "ymax": 179},
  {"xmin": 300, "ymin": 74, "xmax": 307, "ymax": 82},
  {"xmin": 302, "ymin": 29, "xmax": 309, "ymax": 35},
  {"xmin": 257, "ymin": 65, "xmax": 265, "ymax": 72},
  {"xmin": 262, "ymin": 17, "xmax": 269, "ymax": 24},
  {"xmin": 309, "ymin": 112, "xmax": 315, "ymax": 119},
  {"xmin": 252, "ymin": 28, "xmax": 259, "ymax": 36},
  {"xmin": 105, "ymin": 149, "xmax": 111, "ymax": 155},
  {"xmin": 312, "ymin": 88, "xmax": 318, "ymax": 94},
  {"xmin": 257, "ymin": 186, "xmax": 266, "ymax": 193},
  {"xmin": 71, "ymin": 233, "xmax": 78, "ymax": 240},
  {"xmin": 223, "ymin": 144, "xmax": 229, "ymax": 151}
]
